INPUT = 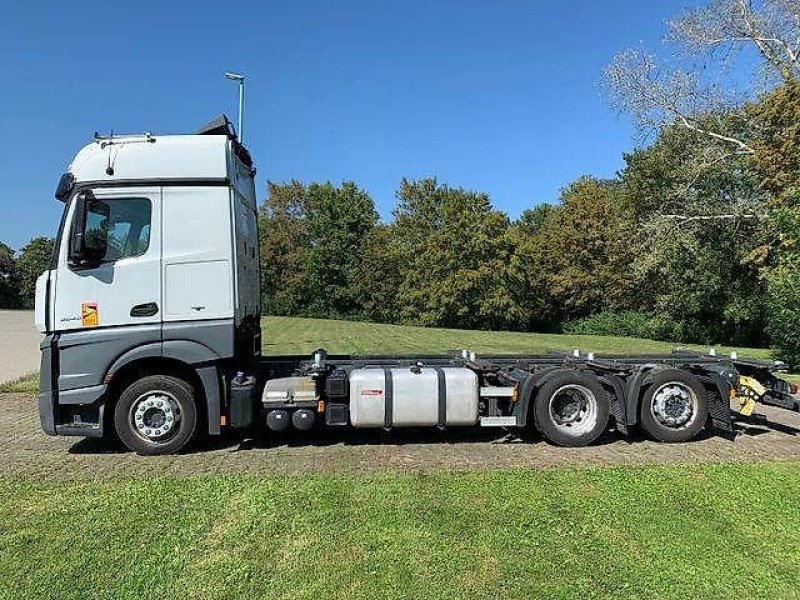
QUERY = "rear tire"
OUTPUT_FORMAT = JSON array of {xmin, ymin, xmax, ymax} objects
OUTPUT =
[
  {"xmin": 532, "ymin": 371, "xmax": 610, "ymax": 447},
  {"xmin": 114, "ymin": 374, "xmax": 197, "ymax": 455},
  {"xmin": 639, "ymin": 369, "xmax": 708, "ymax": 443}
]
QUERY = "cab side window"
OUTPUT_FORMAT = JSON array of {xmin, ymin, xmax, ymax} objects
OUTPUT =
[{"xmin": 84, "ymin": 197, "xmax": 152, "ymax": 262}]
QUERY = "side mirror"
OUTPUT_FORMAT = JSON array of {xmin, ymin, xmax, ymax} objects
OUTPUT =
[
  {"xmin": 68, "ymin": 192, "xmax": 106, "ymax": 270},
  {"xmin": 68, "ymin": 194, "xmax": 88, "ymax": 267}
]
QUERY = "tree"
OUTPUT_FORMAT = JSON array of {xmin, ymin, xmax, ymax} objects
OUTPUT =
[
  {"xmin": 747, "ymin": 81, "xmax": 800, "ymax": 364},
  {"xmin": 366, "ymin": 179, "xmax": 523, "ymax": 330},
  {"xmin": 512, "ymin": 178, "xmax": 636, "ymax": 324},
  {"xmin": 618, "ymin": 125, "xmax": 768, "ymax": 345},
  {"xmin": 606, "ymin": 0, "xmax": 800, "ymax": 157},
  {"xmin": 352, "ymin": 224, "xmax": 407, "ymax": 324},
  {"xmin": 516, "ymin": 204, "xmax": 556, "ymax": 236},
  {"xmin": 259, "ymin": 180, "xmax": 378, "ymax": 319},
  {"xmin": 604, "ymin": 0, "xmax": 800, "ymax": 354},
  {"xmin": 259, "ymin": 181, "xmax": 309, "ymax": 316},
  {"xmin": 669, "ymin": 0, "xmax": 800, "ymax": 84},
  {"xmin": 16, "ymin": 237, "xmax": 53, "ymax": 309},
  {"xmin": 303, "ymin": 181, "xmax": 378, "ymax": 318},
  {"xmin": 0, "ymin": 242, "xmax": 19, "ymax": 309}
]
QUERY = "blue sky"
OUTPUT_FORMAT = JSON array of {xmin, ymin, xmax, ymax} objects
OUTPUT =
[{"xmin": 0, "ymin": 0, "xmax": 697, "ymax": 251}]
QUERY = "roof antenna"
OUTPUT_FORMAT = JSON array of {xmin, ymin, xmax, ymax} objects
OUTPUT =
[
  {"xmin": 224, "ymin": 72, "xmax": 246, "ymax": 143},
  {"xmin": 105, "ymin": 131, "xmax": 115, "ymax": 176}
]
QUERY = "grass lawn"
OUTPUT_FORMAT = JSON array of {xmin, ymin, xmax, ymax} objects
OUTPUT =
[
  {"xmin": 261, "ymin": 316, "xmax": 773, "ymax": 358},
  {"xmin": 1, "ymin": 463, "xmax": 799, "ymax": 600}
]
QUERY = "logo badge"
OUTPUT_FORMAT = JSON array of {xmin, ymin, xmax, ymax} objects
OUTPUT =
[{"xmin": 81, "ymin": 302, "xmax": 99, "ymax": 327}]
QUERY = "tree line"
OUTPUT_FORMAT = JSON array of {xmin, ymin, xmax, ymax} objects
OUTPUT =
[{"xmin": 258, "ymin": 92, "xmax": 795, "ymax": 360}]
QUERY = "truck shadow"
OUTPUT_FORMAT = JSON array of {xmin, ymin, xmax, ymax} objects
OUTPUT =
[
  {"xmin": 731, "ymin": 412, "xmax": 800, "ymax": 437},
  {"xmin": 67, "ymin": 412, "xmax": 799, "ymax": 455}
]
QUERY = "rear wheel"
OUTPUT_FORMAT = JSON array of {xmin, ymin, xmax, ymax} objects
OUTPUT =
[
  {"xmin": 532, "ymin": 371, "xmax": 610, "ymax": 447},
  {"xmin": 114, "ymin": 375, "xmax": 197, "ymax": 455},
  {"xmin": 639, "ymin": 369, "xmax": 708, "ymax": 443}
]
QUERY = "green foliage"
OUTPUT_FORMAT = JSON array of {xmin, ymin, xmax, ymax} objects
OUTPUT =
[
  {"xmin": 516, "ymin": 204, "xmax": 556, "ymax": 236},
  {"xmin": 0, "ymin": 373, "xmax": 38, "ymax": 394},
  {"xmin": 637, "ymin": 220, "xmax": 768, "ymax": 346},
  {"xmin": 748, "ymin": 81, "xmax": 800, "ymax": 199},
  {"xmin": 258, "ymin": 180, "xmax": 377, "ymax": 319},
  {"xmin": 747, "ymin": 83, "xmax": 800, "ymax": 366},
  {"xmin": 387, "ymin": 179, "xmax": 524, "ymax": 330},
  {"xmin": 0, "ymin": 241, "xmax": 20, "ymax": 308},
  {"xmin": 304, "ymin": 181, "xmax": 378, "ymax": 317},
  {"xmin": 15, "ymin": 236, "xmax": 53, "ymax": 309},
  {"xmin": 767, "ymin": 257, "xmax": 800, "ymax": 368},
  {"xmin": 562, "ymin": 311, "xmax": 655, "ymax": 339},
  {"xmin": 512, "ymin": 178, "xmax": 636, "ymax": 324},
  {"xmin": 352, "ymin": 224, "xmax": 406, "ymax": 323}
]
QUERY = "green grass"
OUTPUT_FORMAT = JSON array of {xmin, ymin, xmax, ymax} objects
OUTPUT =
[
  {"xmin": 0, "ymin": 373, "xmax": 38, "ymax": 394},
  {"xmin": 1, "ymin": 463, "xmax": 800, "ymax": 600},
  {"xmin": 261, "ymin": 316, "xmax": 772, "ymax": 358}
]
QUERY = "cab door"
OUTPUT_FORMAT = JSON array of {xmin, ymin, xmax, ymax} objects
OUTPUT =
[{"xmin": 54, "ymin": 187, "xmax": 162, "ymax": 331}]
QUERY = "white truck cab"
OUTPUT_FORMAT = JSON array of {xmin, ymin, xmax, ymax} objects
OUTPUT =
[{"xmin": 37, "ymin": 116, "xmax": 261, "ymax": 452}]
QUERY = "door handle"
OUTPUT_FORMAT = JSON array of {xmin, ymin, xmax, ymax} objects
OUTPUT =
[{"xmin": 130, "ymin": 302, "xmax": 159, "ymax": 317}]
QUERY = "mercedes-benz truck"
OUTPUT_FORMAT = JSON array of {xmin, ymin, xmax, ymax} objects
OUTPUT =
[{"xmin": 35, "ymin": 116, "xmax": 799, "ymax": 455}]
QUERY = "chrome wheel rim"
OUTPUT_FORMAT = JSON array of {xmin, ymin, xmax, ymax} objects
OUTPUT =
[
  {"xmin": 650, "ymin": 382, "xmax": 698, "ymax": 429},
  {"xmin": 130, "ymin": 390, "xmax": 181, "ymax": 443},
  {"xmin": 548, "ymin": 384, "xmax": 598, "ymax": 436}
]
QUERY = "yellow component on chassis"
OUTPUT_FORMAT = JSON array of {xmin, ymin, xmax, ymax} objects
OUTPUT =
[{"xmin": 737, "ymin": 375, "xmax": 767, "ymax": 417}]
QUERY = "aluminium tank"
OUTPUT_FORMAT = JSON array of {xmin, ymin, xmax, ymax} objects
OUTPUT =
[{"xmin": 348, "ymin": 367, "xmax": 479, "ymax": 428}]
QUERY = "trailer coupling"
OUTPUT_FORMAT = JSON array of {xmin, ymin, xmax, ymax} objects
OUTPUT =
[{"xmin": 738, "ymin": 376, "xmax": 800, "ymax": 414}]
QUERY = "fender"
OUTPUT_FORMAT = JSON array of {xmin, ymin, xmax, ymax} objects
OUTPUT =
[
  {"xmin": 511, "ymin": 367, "xmax": 567, "ymax": 427},
  {"xmin": 105, "ymin": 340, "xmax": 223, "ymax": 435},
  {"xmin": 599, "ymin": 374, "xmax": 628, "ymax": 434},
  {"xmin": 623, "ymin": 365, "xmax": 658, "ymax": 426},
  {"xmin": 698, "ymin": 372, "xmax": 735, "ymax": 437}
]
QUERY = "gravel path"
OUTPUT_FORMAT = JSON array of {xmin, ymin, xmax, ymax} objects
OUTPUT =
[
  {"xmin": 0, "ymin": 310, "xmax": 40, "ymax": 384},
  {"xmin": 2, "ymin": 393, "xmax": 799, "ymax": 480}
]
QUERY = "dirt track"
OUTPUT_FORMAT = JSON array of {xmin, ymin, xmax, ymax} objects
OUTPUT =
[{"xmin": 2, "ymin": 393, "xmax": 799, "ymax": 480}]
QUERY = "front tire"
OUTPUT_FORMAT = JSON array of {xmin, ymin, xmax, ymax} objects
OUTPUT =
[
  {"xmin": 639, "ymin": 369, "xmax": 708, "ymax": 443},
  {"xmin": 114, "ymin": 375, "xmax": 197, "ymax": 455},
  {"xmin": 532, "ymin": 371, "xmax": 610, "ymax": 447}
]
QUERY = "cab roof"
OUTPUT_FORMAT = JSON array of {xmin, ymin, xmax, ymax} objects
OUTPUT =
[
  {"xmin": 61, "ymin": 114, "xmax": 253, "ymax": 192},
  {"xmin": 68, "ymin": 134, "xmax": 232, "ymax": 184}
]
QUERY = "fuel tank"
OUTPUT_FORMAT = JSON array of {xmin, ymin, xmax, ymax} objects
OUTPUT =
[{"xmin": 349, "ymin": 367, "xmax": 479, "ymax": 428}]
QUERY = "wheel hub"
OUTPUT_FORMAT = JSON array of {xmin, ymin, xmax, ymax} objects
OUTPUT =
[
  {"xmin": 548, "ymin": 384, "xmax": 598, "ymax": 436},
  {"xmin": 132, "ymin": 392, "xmax": 180, "ymax": 441},
  {"xmin": 651, "ymin": 384, "xmax": 695, "ymax": 428}
]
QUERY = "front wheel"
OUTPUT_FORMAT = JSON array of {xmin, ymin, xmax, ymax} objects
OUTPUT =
[
  {"xmin": 532, "ymin": 371, "xmax": 610, "ymax": 447},
  {"xmin": 639, "ymin": 370, "xmax": 708, "ymax": 443},
  {"xmin": 114, "ymin": 375, "xmax": 197, "ymax": 455}
]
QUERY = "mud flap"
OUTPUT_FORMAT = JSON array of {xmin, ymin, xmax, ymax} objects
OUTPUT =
[
  {"xmin": 708, "ymin": 390, "xmax": 735, "ymax": 439},
  {"xmin": 600, "ymin": 375, "xmax": 628, "ymax": 436}
]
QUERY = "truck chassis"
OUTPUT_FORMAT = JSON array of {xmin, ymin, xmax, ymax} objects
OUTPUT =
[{"xmin": 199, "ymin": 347, "xmax": 799, "ymax": 457}]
